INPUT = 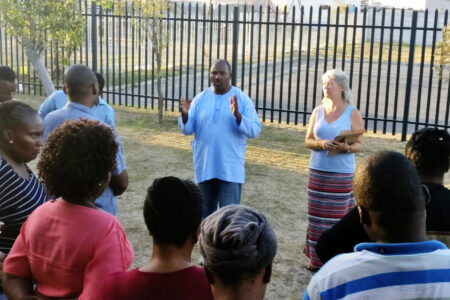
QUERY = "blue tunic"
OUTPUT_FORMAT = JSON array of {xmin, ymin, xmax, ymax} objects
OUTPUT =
[
  {"xmin": 43, "ymin": 102, "xmax": 126, "ymax": 215},
  {"xmin": 38, "ymin": 90, "xmax": 115, "ymax": 128},
  {"xmin": 179, "ymin": 86, "xmax": 261, "ymax": 184}
]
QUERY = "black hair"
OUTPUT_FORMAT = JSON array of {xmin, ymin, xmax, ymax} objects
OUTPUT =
[
  {"xmin": 0, "ymin": 66, "xmax": 16, "ymax": 82},
  {"xmin": 143, "ymin": 176, "xmax": 203, "ymax": 247},
  {"xmin": 0, "ymin": 101, "xmax": 38, "ymax": 138},
  {"xmin": 211, "ymin": 59, "xmax": 232, "ymax": 74},
  {"xmin": 354, "ymin": 151, "xmax": 424, "ymax": 227},
  {"xmin": 63, "ymin": 64, "xmax": 97, "ymax": 101},
  {"xmin": 405, "ymin": 128, "xmax": 450, "ymax": 177},
  {"xmin": 38, "ymin": 119, "xmax": 117, "ymax": 204},
  {"xmin": 95, "ymin": 72, "xmax": 105, "ymax": 92}
]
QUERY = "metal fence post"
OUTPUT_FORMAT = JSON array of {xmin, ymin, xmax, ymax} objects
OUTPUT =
[
  {"xmin": 402, "ymin": 10, "xmax": 418, "ymax": 141},
  {"xmin": 91, "ymin": 1, "xmax": 98, "ymax": 72},
  {"xmin": 231, "ymin": 6, "xmax": 239, "ymax": 86}
]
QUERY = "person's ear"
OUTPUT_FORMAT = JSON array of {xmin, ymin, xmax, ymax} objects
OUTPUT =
[
  {"xmin": 92, "ymin": 83, "xmax": 99, "ymax": 97},
  {"xmin": 192, "ymin": 225, "xmax": 200, "ymax": 244},
  {"xmin": 422, "ymin": 184, "xmax": 431, "ymax": 204},
  {"xmin": 63, "ymin": 85, "xmax": 68, "ymax": 95},
  {"xmin": 263, "ymin": 264, "xmax": 272, "ymax": 284},
  {"xmin": 2, "ymin": 129, "xmax": 14, "ymax": 143},
  {"xmin": 358, "ymin": 205, "xmax": 372, "ymax": 227},
  {"xmin": 204, "ymin": 267, "xmax": 214, "ymax": 285}
]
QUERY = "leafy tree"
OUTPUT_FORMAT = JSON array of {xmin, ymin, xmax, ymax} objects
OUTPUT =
[
  {"xmin": 128, "ymin": 0, "xmax": 170, "ymax": 124},
  {"xmin": 435, "ymin": 25, "xmax": 450, "ymax": 80},
  {"xmin": 0, "ymin": 0, "xmax": 85, "ymax": 96}
]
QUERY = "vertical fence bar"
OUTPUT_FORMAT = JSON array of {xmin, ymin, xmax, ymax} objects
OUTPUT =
[
  {"xmin": 232, "ymin": 6, "xmax": 239, "ymax": 86},
  {"xmin": 255, "ymin": 5, "xmax": 262, "ymax": 112},
  {"xmin": 364, "ymin": 8, "xmax": 376, "ymax": 130},
  {"xmin": 435, "ymin": 11, "xmax": 448, "ymax": 126},
  {"xmin": 208, "ymin": 4, "xmax": 213, "ymax": 86},
  {"xmin": 313, "ymin": 8, "xmax": 322, "ymax": 109},
  {"xmin": 186, "ymin": 3, "xmax": 191, "ymax": 98},
  {"xmin": 91, "ymin": 2, "xmax": 98, "ymax": 71},
  {"xmin": 172, "ymin": 4, "xmax": 177, "ymax": 104},
  {"xmin": 99, "ymin": 5, "xmax": 103, "ymax": 76},
  {"xmin": 165, "ymin": 5, "xmax": 170, "ymax": 108},
  {"xmin": 125, "ymin": 4, "xmax": 129, "ymax": 106},
  {"xmin": 85, "ymin": 0, "xmax": 89, "ymax": 66},
  {"xmin": 118, "ymin": 5, "xmax": 122, "ymax": 105},
  {"xmin": 349, "ymin": 9, "xmax": 357, "ymax": 87},
  {"xmin": 392, "ymin": 9, "xmax": 405, "ymax": 135},
  {"xmin": 225, "ymin": 5, "xmax": 229, "ymax": 60},
  {"xmin": 383, "ymin": 8, "xmax": 395, "ymax": 133},
  {"xmin": 416, "ymin": 9, "xmax": 428, "ymax": 131},
  {"xmin": 333, "ymin": 8, "xmax": 340, "ymax": 68},
  {"xmin": 144, "ymin": 22, "xmax": 148, "ymax": 109},
  {"xmin": 401, "ymin": 10, "xmax": 417, "ymax": 141},
  {"xmin": 179, "ymin": 3, "xmax": 184, "ymax": 100},
  {"xmin": 374, "ymin": 8, "xmax": 386, "ymax": 133},
  {"xmin": 201, "ymin": 3, "xmax": 206, "ymax": 91},
  {"xmin": 137, "ymin": 5, "xmax": 141, "ymax": 109},
  {"xmin": 324, "ymin": 7, "xmax": 331, "ymax": 72},
  {"xmin": 217, "ymin": 4, "xmax": 222, "ymax": 59},
  {"xmin": 342, "ymin": 7, "xmax": 348, "ymax": 70},
  {"xmin": 263, "ymin": 6, "xmax": 270, "ymax": 121},
  {"xmin": 357, "ymin": 7, "xmax": 367, "ymax": 109},
  {"xmin": 193, "ymin": 4, "xmax": 199, "ymax": 95},
  {"xmin": 270, "ymin": 6, "xmax": 278, "ymax": 122},
  {"xmin": 248, "ymin": 5, "xmax": 255, "ymax": 98},
  {"xmin": 278, "ymin": 7, "xmax": 287, "ymax": 123},
  {"xmin": 241, "ymin": 5, "xmax": 247, "ymax": 89},
  {"xmin": 294, "ymin": 6, "xmax": 304, "ymax": 125},
  {"xmin": 286, "ymin": 6, "xmax": 295, "ymax": 124},
  {"xmin": 131, "ymin": 4, "xmax": 135, "ymax": 107},
  {"xmin": 303, "ymin": 6, "xmax": 313, "ymax": 125}
]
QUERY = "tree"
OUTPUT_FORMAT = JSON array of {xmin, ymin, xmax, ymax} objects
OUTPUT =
[
  {"xmin": 0, "ymin": 0, "xmax": 85, "ymax": 96},
  {"xmin": 435, "ymin": 25, "xmax": 450, "ymax": 81},
  {"xmin": 129, "ymin": 0, "xmax": 170, "ymax": 124}
]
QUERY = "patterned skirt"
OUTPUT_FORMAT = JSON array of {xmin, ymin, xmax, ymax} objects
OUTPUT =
[{"xmin": 304, "ymin": 168, "xmax": 356, "ymax": 269}]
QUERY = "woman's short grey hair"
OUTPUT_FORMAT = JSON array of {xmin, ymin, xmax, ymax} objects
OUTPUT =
[
  {"xmin": 198, "ymin": 205, "xmax": 277, "ymax": 287},
  {"xmin": 322, "ymin": 69, "xmax": 352, "ymax": 104}
]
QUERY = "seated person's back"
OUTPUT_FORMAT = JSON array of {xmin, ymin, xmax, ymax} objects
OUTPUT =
[
  {"xmin": 304, "ymin": 151, "xmax": 450, "ymax": 299},
  {"xmin": 98, "ymin": 176, "xmax": 213, "ymax": 300}
]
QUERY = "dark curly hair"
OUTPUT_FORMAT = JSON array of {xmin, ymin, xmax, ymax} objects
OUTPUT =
[
  {"xmin": 0, "ymin": 101, "xmax": 37, "ymax": 140},
  {"xmin": 143, "ymin": 176, "xmax": 203, "ymax": 247},
  {"xmin": 37, "ymin": 119, "xmax": 117, "ymax": 204},
  {"xmin": 405, "ymin": 128, "xmax": 450, "ymax": 177}
]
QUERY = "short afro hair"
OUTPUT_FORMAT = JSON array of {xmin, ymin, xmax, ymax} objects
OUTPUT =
[
  {"xmin": 0, "ymin": 66, "xmax": 16, "ymax": 82},
  {"xmin": 38, "ymin": 119, "xmax": 117, "ymax": 204},
  {"xmin": 354, "ymin": 151, "xmax": 424, "ymax": 226},
  {"xmin": 143, "ymin": 176, "xmax": 203, "ymax": 247},
  {"xmin": 405, "ymin": 127, "xmax": 450, "ymax": 177}
]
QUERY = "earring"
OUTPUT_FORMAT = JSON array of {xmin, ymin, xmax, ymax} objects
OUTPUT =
[{"xmin": 9, "ymin": 140, "xmax": 13, "ymax": 144}]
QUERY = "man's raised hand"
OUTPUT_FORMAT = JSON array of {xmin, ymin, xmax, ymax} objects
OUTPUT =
[
  {"xmin": 230, "ymin": 95, "xmax": 242, "ymax": 124},
  {"xmin": 179, "ymin": 98, "xmax": 192, "ymax": 124}
]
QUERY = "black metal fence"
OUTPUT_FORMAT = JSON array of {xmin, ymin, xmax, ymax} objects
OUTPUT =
[{"xmin": 1, "ymin": 1, "xmax": 449, "ymax": 140}]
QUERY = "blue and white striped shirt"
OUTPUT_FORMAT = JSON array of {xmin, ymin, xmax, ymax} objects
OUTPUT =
[
  {"xmin": 0, "ymin": 157, "xmax": 47, "ymax": 254},
  {"xmin": 304, "ymin": 240, "xmax": 450, "ymax": 300}
]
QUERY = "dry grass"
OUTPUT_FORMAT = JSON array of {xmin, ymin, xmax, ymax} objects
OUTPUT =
[{"xmin": 17, "ymin": 94, "xmax": 448, "ymax": 299}]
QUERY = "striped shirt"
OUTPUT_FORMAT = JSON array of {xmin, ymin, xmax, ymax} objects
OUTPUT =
[
  {"xmin": 0, "ymin": 156, "xmax": 47, "ymax": 254},
  {"xmin": 303, "ymin": 240, "xmax": 450, "ymax": 300}
]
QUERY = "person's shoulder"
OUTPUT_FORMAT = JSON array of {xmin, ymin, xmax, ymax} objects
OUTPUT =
[{"xmin": 97, "ymin": 97, "xmax": 114, "ymax": 112}]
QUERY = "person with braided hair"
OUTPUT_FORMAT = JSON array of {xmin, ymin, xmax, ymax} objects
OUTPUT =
[
  {"xmin": 98, "ymin": 176, "xmax": 213, "ymax": 300},
  {"xmin": 199, "ymin": 205, "xmax": 277, "ymax": 300}
]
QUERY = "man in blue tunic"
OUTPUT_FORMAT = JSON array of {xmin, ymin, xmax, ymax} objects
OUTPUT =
[{"xmin": 179, "ymin": 59, "xmax": 261, "ymax": 218}]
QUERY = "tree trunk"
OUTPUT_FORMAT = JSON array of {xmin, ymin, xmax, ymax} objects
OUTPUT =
[
  {"xmin": 156, "ymin": 49, "xmax": 164, "ymax": 124},
  {"xmin": 26, "ymin": 45, "xmax": 55, "ymax": 96}
]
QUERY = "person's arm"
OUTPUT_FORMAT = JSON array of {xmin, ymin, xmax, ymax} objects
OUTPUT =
[
  {"xmin": 109, "ymin": 170, "xmax": 128, "ymax": 196},
  {"xmin": 304, "ymin": 107, "xmax": 335, "ymax": 151},
  {"xmin": 331, "ymin": 108, "xmax": 364, "ymax": 154},
  {"xmin": 232, "ymin": 93, "xmax": 262, "ymax": 139},
  {"xmin": 178, "ymin": 97, "xmax": 196, "ymax": 135},
  {"xmin": 316, "ymin": 206, "xmax": 370, "ymax": 264},
  {"xmin": 38, "ymin": 95, "xmax": 57, "ymax": 119},
  {"xmin": 2, "ymin": 273, "xmax": 35, "ymax": 300}
]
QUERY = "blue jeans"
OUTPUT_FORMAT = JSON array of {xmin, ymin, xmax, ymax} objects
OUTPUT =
[{"xmin": 198, "ymin": 179, "xmax": 242, "ymax": 219}]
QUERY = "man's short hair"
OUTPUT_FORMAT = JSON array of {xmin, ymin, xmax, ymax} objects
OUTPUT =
[
  {"xmin": 63, "ymin": 65, "xmax": 97, "ymax": 101},
  {"xmin": 199, "ymin": 205, "xmax": 277, "ymax": 287},
  {"xmin": 405, "ymin": 128, "xmax": 450, "ymax": 177},
  {"xmin": 354, "ymin": 151, "xmax": 424, "ymax": 225},
  {"xmin": 143, "ymin": 176, "xmax": 203, "ymax": 247},
  {"xmin": 0, "ymin": 66, "xmax": 16, "ymax": 82},
  {"xmin": 211, "ymin": 59, "xmax": 232, "ymax": 74}
]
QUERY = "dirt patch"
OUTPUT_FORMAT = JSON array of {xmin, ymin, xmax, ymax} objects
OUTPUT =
[{"xmin": 19, "ymin": 95, "xmax": 448, "ymax": 299}]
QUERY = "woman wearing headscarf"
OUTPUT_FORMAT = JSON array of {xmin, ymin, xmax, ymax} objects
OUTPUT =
[
  {"xmin": 3, "ymin": 119, "xmax": 133, "ymax": 300},
  {"xmin": 304, "ymin": 69, "xmax": 364, "ymax": 271}
]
